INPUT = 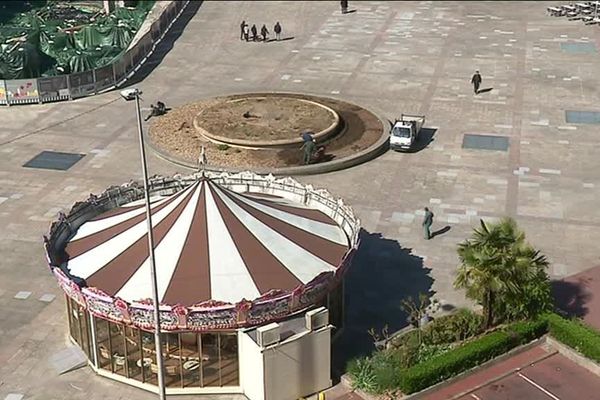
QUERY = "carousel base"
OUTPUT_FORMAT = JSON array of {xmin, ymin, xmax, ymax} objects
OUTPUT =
[
  {"xmin": 65, "ymin": 300, "xmax": 336, "ymax": 400},
  {"xmin": 91, "ymin": 363, "xmax": 243, "ymax": 396}
]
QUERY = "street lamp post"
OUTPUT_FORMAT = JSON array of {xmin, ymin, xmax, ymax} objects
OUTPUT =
[{"xmin": 121, "ymin": 88, "xmax": 166, "ymax": 399}]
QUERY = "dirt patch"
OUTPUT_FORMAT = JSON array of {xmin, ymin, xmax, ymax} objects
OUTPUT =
[
  {"xmin": 196, "ymin": 96, "xmax": 336, "ymax": 141},
  {"xmin": 148, "ymin": 93, "xmax": 383, "ymax": 169}
]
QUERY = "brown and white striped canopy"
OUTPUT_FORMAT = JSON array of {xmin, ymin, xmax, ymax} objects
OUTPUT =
[{"xmin": 64, "ymin": 178, "xmax": 350, "ymax": 307}]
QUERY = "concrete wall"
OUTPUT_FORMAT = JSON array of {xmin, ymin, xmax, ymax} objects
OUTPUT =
[
  {"xmin": 239, "ymin": 331, "xmax": 265, "ymax": 400},
  {"xmin": 262, "ymin": 327, "xmax": 332, "ymax": 400}
]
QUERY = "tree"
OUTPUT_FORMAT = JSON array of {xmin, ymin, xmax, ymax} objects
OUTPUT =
[{"xmin": 454, "ymin": 218, "xmax": 551, "ymax": 328}]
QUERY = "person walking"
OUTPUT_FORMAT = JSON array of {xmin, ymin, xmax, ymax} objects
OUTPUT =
[
  {"xmin": 274, "ymin": 21, "xmax": 282, "ymax": 41},
  {"xmin": 250, "ymin": 24, "xmax": 258, "ymax": 41},
  {"xmin": 240, "ymin": 20, "xmax": 247, "ymax": 40},
  {"xmin": 422, "ymin": 207, "xmax": 434, "ymax": 240},
  {"xmin": 471, "ymin": 70, "xmax": 482, "ymax": 94},
  {"xmin": 243, "ymin": 23, "xmax": 249, "ymax": 41},
  {"xmin": 260, "ymin": 24, "xmax": 269, "ymax": 42},
  {"xmin": 340, "ymin": 0, "xmax": 349, "ymax": 14},
  {"xmin": 301, "ymin": 137, "xmax": 316, "ymax": 165}
]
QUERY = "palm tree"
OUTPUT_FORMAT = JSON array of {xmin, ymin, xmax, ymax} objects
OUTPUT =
[{"xmin": 454, "ymin": 218, "xmax": 550, "ymax": 328}]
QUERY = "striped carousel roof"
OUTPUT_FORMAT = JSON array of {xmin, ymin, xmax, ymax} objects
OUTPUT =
[{"xmin": 64, "ymin": 177, "xmax": 350, "ymax": 307}]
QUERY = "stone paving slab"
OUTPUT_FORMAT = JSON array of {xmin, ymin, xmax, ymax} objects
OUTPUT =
[{"xmin": 0, "ymin": 1, "xmax": 600, "ymax": 399}]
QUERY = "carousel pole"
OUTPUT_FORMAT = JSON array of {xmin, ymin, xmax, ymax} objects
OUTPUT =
[{"xmin": 122, "ymin": 88, "xmax": 167, "ymax": 399}]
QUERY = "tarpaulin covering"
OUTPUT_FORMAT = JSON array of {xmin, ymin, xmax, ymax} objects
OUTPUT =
[{"xmin": 0, "ymin": 1, "xmax": 154, "ymax": 79}]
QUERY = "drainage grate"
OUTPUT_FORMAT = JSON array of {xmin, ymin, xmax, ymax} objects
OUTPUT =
[
  {"xmin": 462, "ymin": 134, "xmax": 509, "ymax": 151},
  {"xmin": 560, "ymin": 43, "xmax": 597, "ymax": 54},
  {"xmin": 565, "ymin": 110, "xmax": 600, "ymax": 124},
  {"xmin": 23, "ymin": 151, "xmax": 85, "ymax": 171}
]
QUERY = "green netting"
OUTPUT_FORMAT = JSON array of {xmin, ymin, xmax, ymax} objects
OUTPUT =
[{"xmin": 0, "ymin": 0, "xmax": 155, "ymax": 79}]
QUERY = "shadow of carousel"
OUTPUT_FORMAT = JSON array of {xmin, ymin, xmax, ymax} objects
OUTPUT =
[{"xmin": 332, "ymin": 229, "xmax": 434, "ymax": 378}]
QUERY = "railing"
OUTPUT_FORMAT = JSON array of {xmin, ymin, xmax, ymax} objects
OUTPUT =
[
  {"xmin": 0, "ymin": 1, "xmax": 190, "ymax": 106},
  {"xmin": 44, "ymin": 171, "xmax": 361, "ymax": 332}
]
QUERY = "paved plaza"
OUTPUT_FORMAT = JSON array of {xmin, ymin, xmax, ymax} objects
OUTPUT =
[{"xmin": 1, "ymin": 1, "xmax": 600, "ymax": 399}]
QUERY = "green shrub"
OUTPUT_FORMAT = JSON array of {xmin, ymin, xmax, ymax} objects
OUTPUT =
[
  {"xmin": 350, "ymin": 319, "xmax": 550, "ymax": 395},
  {"xmin": 370, "ymin": 350, "xmax": 403, "ymax": 392},
  {"xmin": 347, "ymin": 357, "xmax": 377, "ymax": 392},
  {"xmin": 389, "ymin": 328, "xmax": 421, "ymax": 349},
  {"xmin": 399, "ymin": 319, "xmax": 548, "ymax": 394},
  {"xmin": 422, "ymin": 308, "xmax": 484, "ymax": 345},
  {"xmin": 399, "ymin": 330, "xmax": 517, "ymax": 394},
  {"xmin": 415, "ymin": 343, "xmax": 455, "ymax": 364},
  {"xmin": 506, "ymin": 318, "xmax": 548, "ymax": 343},
  {"xmin": 216, "ymin": 144, "xmax": 230, "ymax": 151},
  {"xmin": 347, "ymin": 351, "xmax": 404, "ymax": 393},
  {"xmin": 546, "ymin": 313, "xmax": 600, "ymax": 362}
]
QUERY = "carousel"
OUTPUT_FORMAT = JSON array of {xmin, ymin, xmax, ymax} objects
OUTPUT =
[{"xmin": 44, "ymin": 171, "xmax": 360, "ymax": 397}]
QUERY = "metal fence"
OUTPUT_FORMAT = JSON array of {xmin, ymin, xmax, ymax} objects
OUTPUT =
[{"xmin": 0, "ymin": 0, "xmax": 190, "ymax": 106}]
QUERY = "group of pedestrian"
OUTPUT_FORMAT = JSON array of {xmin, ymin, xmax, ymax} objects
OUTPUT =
[{"xmin": 240, "ymin": 20, "xmax": 282, "ymax": 42}]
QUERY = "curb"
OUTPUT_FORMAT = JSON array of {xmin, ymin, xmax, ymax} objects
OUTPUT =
[
  {"xmin": 145, "ymin": 95, "xmax": 390, "ymax": 176},
  {"xmin": 340, "ymin": 374, "xmax": 379, "ymax": 400},
  {"xmin": 546, "ymin": 336, "xmax": 600, "ymax": 377}
]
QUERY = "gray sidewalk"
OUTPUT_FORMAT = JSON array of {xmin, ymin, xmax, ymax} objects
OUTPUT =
[{"xmin": 1, "ymin": 1, "xmax": 600, "ymax": 399}]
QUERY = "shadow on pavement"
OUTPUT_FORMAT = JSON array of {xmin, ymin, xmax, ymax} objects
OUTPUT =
[
  {"xmin": 397, "ymin": 127, "xmax": 437, "ymax": 153},
  {"xmin": 431, "ymin": 225, "xmax": 451, "ymax": 238},
  {"xmin": 552, "ymin": 278, "xmax": 591, "ymax": 318},
  {"xmin": 124, "ymin": 1, "xmax": 204, "ymax": 86},
  {"xmin": 332, "ymin": 229, "xmax": 434, "ymax": 378},
  {"xmin": 266, "ymin": 36, "xmax": 295, "ymax": 43}
]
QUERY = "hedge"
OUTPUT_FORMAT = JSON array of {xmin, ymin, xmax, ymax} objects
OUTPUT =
[
  {"xmin": 398, "ymin": 319, "xmax": 548, "ymax": 394},
  {"xmin": 546, "ymin": 313, "xmax": 600, "ymax": 363}
]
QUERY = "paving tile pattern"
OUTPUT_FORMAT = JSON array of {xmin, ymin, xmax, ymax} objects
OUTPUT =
[{"xmin": 0, "ymin": 1, "xmax": 599, "ymax": 399}]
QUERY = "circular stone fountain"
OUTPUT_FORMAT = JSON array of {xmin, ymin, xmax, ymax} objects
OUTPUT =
[
  {"xmin": 193, "ymin": 95, "xmax": 341, "ymax": 149},
  {"xmin": 147, "ymin": 92, "xmax": 387, "ymax": 174}
]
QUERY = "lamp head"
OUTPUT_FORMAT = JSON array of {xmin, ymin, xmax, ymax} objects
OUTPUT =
[{"xmin": 120, "ymin": 88, "xmax": 142, "ymax": 101}]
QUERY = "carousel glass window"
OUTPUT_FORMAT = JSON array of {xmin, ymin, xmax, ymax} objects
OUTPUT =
[
  {"xmin": 125, "ymin": 326, "xmax": 143, "ymax": 381},
  {"xmin": 202, "ymin": 333, "xmax": 220, "ymax": 386},
  {"xmin": 180, "ymin": 332, "xmax": 201, "ymax": 387},
  {"xmin": 142, "ymin": 330, "xmax": 159, "ymax": 386},
  {"xmin": 95, "ymin": 317, "xmax": 111, "ymax": 371},
  {"xmin": 109, "ymin": 321, "xmax": 127, "ymax": 376},
  {"xmin": 67, "ymin": 297, "xmax": 92, "ymax": 359},
  {"xmin": 328, "ymin": 281, "xmax": 344, "ymax": 330},
  {"xmin": 219, "ymin": 332, "xmax": 239, "ymax": 386},
  {"xmin": 163, "ymin": 332, "xmax": 183, "ymax": 387}
]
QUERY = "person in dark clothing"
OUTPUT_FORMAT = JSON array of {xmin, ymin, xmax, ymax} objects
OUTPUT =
[
  {"xmin": 340, "ymin": 0, "xmax": 348, "ymax": 13},
  {"xmin": 260, "ymin": 24, "xmax": 269, "ymax": 42},
  {"xmin": 422, "ymin": 207, "xmax": 434, "ymax": 240},
  {"xmin": 301, "ymin": 139, "xmax": 316, "ymax": 165},
  {"xmin": 240, "ymin": 20, "xmax": 247, "ymax": 40},
  {"xmin": 250, "ymin": 24, "xmax": 258, "ymax": 41},
  {"xmin": 145, "ymin": 104, "xmax": 158, "ymax": 121},
  {"xmin": 471, "ymin": 70, "xmax": 482, "ymax": 94},
  {"xmin": 243, "ymin": 24, "xmax": 249, "ymax": 41},
  {"xmin": 301, "ymin": 130, "xmax": 314, "ymax": 143},
  {"xmin": 274, "ymin": 22, "xmax": 282, "ymax": 41}
]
